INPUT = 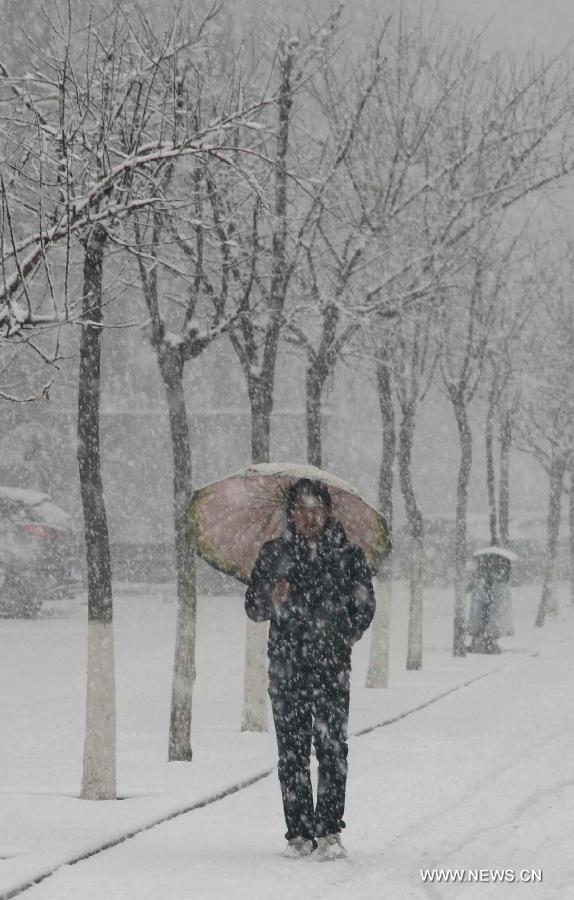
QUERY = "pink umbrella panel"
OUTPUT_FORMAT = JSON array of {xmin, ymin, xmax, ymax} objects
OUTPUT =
[{"xmin": 187, "ymin": 470, "xmax": 391, "ymax": 585}]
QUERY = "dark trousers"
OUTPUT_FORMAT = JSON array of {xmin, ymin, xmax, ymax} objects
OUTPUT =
[{"xmin": 270, "ymin": 669, "xmax": 350, "ymax": 840}]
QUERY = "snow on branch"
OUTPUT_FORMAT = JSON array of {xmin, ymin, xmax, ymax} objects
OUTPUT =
[{"xmin": 0, "ymin": 1, "xmax": 280, "ymax": 337}]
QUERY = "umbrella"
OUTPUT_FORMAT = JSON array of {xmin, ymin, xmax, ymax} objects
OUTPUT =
[
  {"xmin": 472, "ymin": 546, "xmax": 519, "ymax": 562},
  {"xmin": 186, "ymin": 462, "xmax": 391, "ymax": 584}
]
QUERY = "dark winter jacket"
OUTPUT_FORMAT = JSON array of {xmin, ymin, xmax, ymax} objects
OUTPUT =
[{"xmin": 245, "ymin": 519, "xmax": 375, "ymax": 690}]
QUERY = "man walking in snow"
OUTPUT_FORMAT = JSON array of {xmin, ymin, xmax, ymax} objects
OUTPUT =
[{"xmin": 245, "ymin": 477, "xmax": 376, "ymax": 860}]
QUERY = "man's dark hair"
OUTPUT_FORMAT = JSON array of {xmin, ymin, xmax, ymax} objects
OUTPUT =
[{"xmin": 285, "ymin": 478, "xmax": 332, "ymax": 520}]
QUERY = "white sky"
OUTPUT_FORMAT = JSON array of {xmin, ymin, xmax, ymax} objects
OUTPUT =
[{"xmin": 435, "ymin": 0, "xmax": 574, "ymax": 54}]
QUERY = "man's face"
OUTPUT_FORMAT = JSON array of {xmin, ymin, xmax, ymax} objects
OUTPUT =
[{"xmin": 291, "ymin": 493, "xmax": 328, "ymax": 541}]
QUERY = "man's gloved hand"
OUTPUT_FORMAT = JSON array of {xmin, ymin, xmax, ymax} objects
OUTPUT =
[{"xmin": 271, "ymin": 578, "xmax": 290, "ymax": 611}]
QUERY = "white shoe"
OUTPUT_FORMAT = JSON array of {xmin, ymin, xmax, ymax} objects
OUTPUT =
[
  {"xmin": 283, "ymin": 836, "xmax": 316, "ymax": 859},
  {"xmin": 317, "ymin": 833, "xmax": 348, "ymax": 861}
]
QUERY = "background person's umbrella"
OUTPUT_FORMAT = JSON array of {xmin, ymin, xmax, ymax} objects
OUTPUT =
[
  {"xmin": 472, "ymin": 546, "xmax": 519, "ymax": 562},
  {"xmin": 186, "ymin": 462, "xmax": 391, "ymax": 584}
]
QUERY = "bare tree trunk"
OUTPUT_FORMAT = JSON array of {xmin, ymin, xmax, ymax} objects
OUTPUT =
[
  {"xmin": 365, "ymin": 571, "xmax": 392, "ymax": 687},
  {"xmin": 452, "ymin": 397, "xmax": 472, "ymax": 658},
  {"xmin": 305, "ymin": 305, "xmax": 345, "ymax": 470},
  {"xmin": 485, "ymin": 390, "xmax": 498, "ymax": 545},
  {"xmin": 77, "ymin": 225, "xmax": 116, "ymax": 801},
  {"xmin": 306, "ymin": 360, "xmax": 327, "ymax": 469},
  {"xmin": 159, "ymin": 349, "xmax": 197, "ymax": 762},
  {"xmin": 398, "ymin": 404, "xmax": 424, "ymax": 671},
  {"xmin": 240, "ymin": 39, "xmax": 293, "ymax": 734},
  {"xmin": 249, "ymin": 378, "xmax": 272, "ymax": 465},
  {"xmin": 570, "ymin": 462, "xmax": 574, "ymax": 607},
  {"xmin": 536, "ymin": 454, "xmax": 566, "ymax": 627},
  {"xmin": 498, "ymin": 407, "xmax": 514, "ymax": 635},
  {"xmin": 242, "ymin": 618, "xmax": 269, "ymax": 731},
  {"xmin": 366, "ymin": 360, "xmax": 396, "ymax": 687},
  {"xmin": 242, "ymin": 378, "xmax": 272, "ymax": 733},
  {"xmin": 408, "ymin": 537, "xmax": 424, "ymax": 670},
  {"xmin": 377, "ymin": 361, "xmax": 395, "ymax": 526},
  {"xmin": 499, "ymin": 408, "xmax": 511, "ymax": 546}
]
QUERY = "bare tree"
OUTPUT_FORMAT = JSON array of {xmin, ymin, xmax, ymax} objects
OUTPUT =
[
  {"xmin": 514, "ymin": 245, "xmax": 574, "ymax": 626},
  {"xmin": 536, "ymin": 449, "xmax": 569, "ymax": 626},
  {"xmin": 280, "ymin": 26, "xmax": 388, "ymax": 469},
  {"xmin": 481, "ymin": 258, "xmax": 537, "ymax": 635},
  {"xmin": 129, "ymin": 66, "xmax": 268, "ymax": 756},
  {"xmin": 77, "ymin": 223, "xmax": 115, "ymax": 799},
  {"xmin": 438, "ymin": 231, "xmax": 521, "ymax": 656},
  {"xmin": 365, "ymin": 351, "xmax": 395, "ymax": 688}
]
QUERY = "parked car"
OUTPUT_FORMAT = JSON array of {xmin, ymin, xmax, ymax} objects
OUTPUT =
[{"xmin": 0, "ymin": 486, "xmax": 79, "ymax": 617}]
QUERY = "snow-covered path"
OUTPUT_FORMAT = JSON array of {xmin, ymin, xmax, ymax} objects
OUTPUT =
[{"xmin": 23, "ymin": 632, "xmax": 574, "ymax": 899}]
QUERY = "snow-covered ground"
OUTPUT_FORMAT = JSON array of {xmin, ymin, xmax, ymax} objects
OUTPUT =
[{"xmin": 0, "ymin": 580, "xmax": 572, "ymax": 899}]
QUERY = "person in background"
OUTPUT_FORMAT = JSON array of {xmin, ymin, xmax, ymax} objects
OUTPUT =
[{"xmin": 467, "ymin": 551, "xmax": 511, "ymax": 654}]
